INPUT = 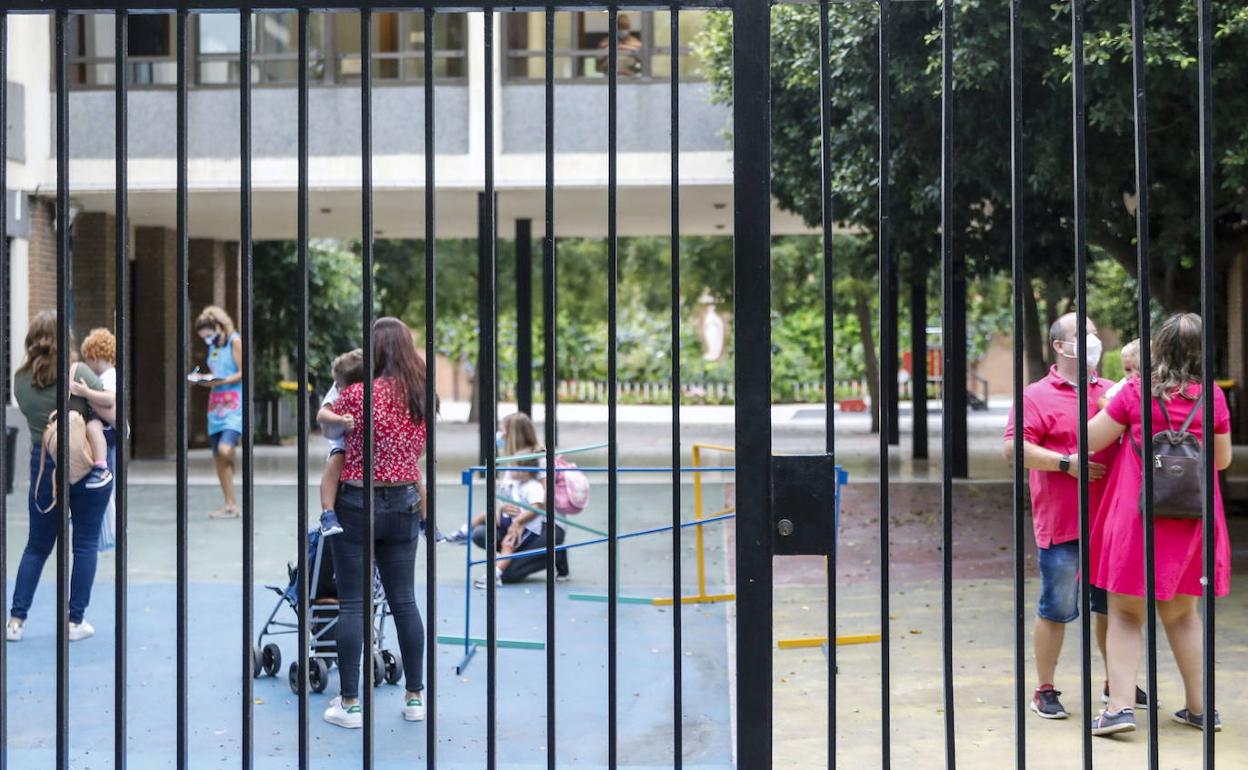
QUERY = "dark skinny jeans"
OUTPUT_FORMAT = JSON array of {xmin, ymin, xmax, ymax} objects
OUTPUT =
[{"xmin": 331, "ymin": 483, "xmax": 425, "ymax": 699}]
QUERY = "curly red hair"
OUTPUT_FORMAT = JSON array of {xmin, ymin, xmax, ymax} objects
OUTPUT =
[{"xmin": 80, "ymin": 327, "xmax": 117, "ymax": 366}]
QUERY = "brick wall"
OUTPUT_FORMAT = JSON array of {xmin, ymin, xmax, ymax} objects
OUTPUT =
[{"xmin": 26, "ymin": 199, "xmax": 57, "ymax": 320}]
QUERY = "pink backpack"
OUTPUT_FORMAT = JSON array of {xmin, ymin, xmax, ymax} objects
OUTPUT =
[{"xmin": 553, "ymin": 456, "xmax": 590, "ymax": 515}]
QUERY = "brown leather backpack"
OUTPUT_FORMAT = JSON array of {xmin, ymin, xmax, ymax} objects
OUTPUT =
[{"xmin": 1132, "ymin": 395, "xmax": 1205, "ymax": 520}]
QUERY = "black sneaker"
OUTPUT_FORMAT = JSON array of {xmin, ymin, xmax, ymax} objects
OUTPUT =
[
  {"xmin": 1030, "ymin": 685, "xmax": 1069, "ymax": 719},
  {"xmin": 1173, "ymin": 708, "xmax": 1222, "ymax": 732},
  {"xmin": 1103, "ymin": 682, "xmax": 1151, "ymax": 709},
  {"xmin": 1091, "ymin": 708, "xmax": 1136, "ymax": 736}
]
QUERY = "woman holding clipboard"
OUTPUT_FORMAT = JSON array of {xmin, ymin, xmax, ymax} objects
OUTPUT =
[{"xmin": 192, "ymin": 306, "xmax": 243, "ymax": 519}]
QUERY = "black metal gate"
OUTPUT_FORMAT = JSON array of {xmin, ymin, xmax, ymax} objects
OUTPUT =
[{"xmin": 0, "ymin": 1, "xmax": 1227, "ymax": 769}]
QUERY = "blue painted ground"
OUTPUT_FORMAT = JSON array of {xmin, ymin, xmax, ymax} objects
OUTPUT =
[{"xmin": 4, "ymin": 581, "xmax": 733, "ymax": 769}]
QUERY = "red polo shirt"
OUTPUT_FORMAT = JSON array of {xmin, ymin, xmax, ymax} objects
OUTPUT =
[{"xmin": 1003, "ymin": 366, "xmax": 1117, "ymax": 548}]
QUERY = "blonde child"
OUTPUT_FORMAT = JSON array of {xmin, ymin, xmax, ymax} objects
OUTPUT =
[
  {"xmin": 315, "ymin": 349, "xmax": 364, "ymax": 536},
  {"xmin": 1100, "ymin": 338, "xmax": 1140, "ymax": 408}
]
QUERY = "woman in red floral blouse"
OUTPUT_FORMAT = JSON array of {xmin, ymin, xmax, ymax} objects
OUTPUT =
[{"xmin": 324, "ymin": 317, "xmax": 435, "ymax": 729}]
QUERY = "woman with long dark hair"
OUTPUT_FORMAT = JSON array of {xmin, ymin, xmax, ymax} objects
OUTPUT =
[
  {"xmin": 6, "ymin": 310, "xmax": 116, "ymax": 643},
  {"xmin": 323, "ymin": 317, "xmax": 434, "ymax": 728},
  {"xmin": 1085, "ymin": 313, "xmax": 1231, "ymax": 735}
]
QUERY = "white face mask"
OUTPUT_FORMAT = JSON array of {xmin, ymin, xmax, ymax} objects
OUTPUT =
[{"xmin": 1059, "ymin": 334, "xmax": 1103, "ymax": 370}]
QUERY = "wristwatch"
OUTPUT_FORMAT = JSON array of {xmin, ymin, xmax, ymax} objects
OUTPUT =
[{"xmin": 1058, "ymin": 455, "xmax": 1071, "ymax": 473}]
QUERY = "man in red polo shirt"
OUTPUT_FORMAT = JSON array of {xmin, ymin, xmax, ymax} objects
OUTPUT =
[{"xmin": 1004, "ymin": 313, "xmax": 1139, "ymax": 720}]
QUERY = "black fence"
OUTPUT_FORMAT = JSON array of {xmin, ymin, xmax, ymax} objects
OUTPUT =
[{"xmin": 0, "ymin": 1, "xmax": 1226, "ymax": 769}]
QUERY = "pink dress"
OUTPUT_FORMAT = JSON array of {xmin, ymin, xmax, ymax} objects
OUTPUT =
[{"xmin": 1090, "ymin": 379, "xmax": 1231, "ymax": 599}]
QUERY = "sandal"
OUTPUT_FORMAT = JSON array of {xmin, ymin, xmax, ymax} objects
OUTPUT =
[{"xmin": 209, "ymin": 505, "xmax": 241, "ymax": 520}]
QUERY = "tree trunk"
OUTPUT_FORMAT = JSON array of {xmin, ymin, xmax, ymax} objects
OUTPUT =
[
  {"xmin": 1022, "ymin": 280, "xmax": 1046, "ymax": 384},
  {"xmin": 855, "ymin": 285, "xmax": 881, "ymax": 434},
  {"xmin": 1042, "ymin": 280, "xmax": 1063, "ymax": 367}
]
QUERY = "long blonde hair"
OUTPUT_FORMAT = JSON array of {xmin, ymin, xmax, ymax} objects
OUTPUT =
[
  {"xmin": 501, "ymin": 412, "xmax": 542, "ymax": 466},
  {"xmin": 17, "ymin": 310, "xmax": 76, "ymax": 389},
  {"xmin": 194, "ymin": 305, "xmax": 236, "ymax": 337},
  {"xmin": 1151, "ymin": 313, "xmax": 1202, "ymax": 400}
]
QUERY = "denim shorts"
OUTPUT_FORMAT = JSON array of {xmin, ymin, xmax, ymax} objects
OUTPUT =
[
  {"xmin": 210, "ymin": 429, "xmax": 241, "ymax": 455},
  {"xmin": 1036, "ymin": 540, "xmax": 1080, "ymax": 623}
]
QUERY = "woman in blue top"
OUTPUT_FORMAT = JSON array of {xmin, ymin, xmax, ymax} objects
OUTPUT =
[{"xmin": 194, "ymin": 306, "xmax": 243, "ymax": 519}]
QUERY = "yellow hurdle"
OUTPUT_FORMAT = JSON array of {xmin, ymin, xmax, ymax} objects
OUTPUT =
[{"xmin": 777, "ymin": 634, "xmax": 882, "ymax": 649}]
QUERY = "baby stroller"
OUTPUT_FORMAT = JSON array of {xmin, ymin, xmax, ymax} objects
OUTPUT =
[{"xmin": 252, "ymin": 529, "xmax": 403, "ymax": 694}]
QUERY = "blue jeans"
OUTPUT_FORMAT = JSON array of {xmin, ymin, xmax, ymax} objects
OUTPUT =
[
  {"xmin": 10, "ymin": 447, "xmax": 113, "ymax": 624},
  {"xmin": 330, "ymin": 484, "xmax": 425, "ymax": 699},
  {"xmin": 1036, "ymin": 540, "xmax": 1080, "ymax": 623}
]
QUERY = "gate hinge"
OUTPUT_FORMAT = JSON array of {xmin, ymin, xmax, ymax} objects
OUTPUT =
[{"xmin": 770, "ymin": 453, "xmax": 839, "ymax": 556}]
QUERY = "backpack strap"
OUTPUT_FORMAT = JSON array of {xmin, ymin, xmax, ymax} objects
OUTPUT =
[{"xmin": 1175, "ymin": 392, "xmax": 1205, "ymax": 436}]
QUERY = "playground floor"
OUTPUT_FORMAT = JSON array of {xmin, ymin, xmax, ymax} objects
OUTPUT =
[{"xmin": 2, "ymin": 479, "xmax": 737, "ymax": 769}]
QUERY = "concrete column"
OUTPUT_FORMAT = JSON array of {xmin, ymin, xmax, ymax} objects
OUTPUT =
[
  {"xmin": 189, "ymin": 238, "xmax": 233, "ymax": 447},
  {"xmin": 133, "ymin": 226, "xmax": 178, "ymax": 458},
  {"xmin": 69, "ymin": 211, "xmax": 118, "ymax": 343}
]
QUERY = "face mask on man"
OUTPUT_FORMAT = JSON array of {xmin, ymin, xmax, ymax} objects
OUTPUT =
[{"xmin": 1058, "ymin": 334, "xmax": 1103, "ymax": 370}]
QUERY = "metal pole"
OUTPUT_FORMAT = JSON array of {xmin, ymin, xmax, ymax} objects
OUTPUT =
[
  {"xmin": 670, "ymin": 5, "xmax": 684, "ymax": 767},
  {"xmin": 542, "ymin": 9, "xmax": 559, "ymax": 768},
  {"xmin": 516, "ymin": 218, "xmax": 533, "ymax": 416},
  {"xmin": 482, "ymin": 11, "xmax": 499, "ymax": 768},
  {"xmin": 360, "ymin": 8, "xmax": 376, "ymax": 767},
  {"xmin": 876, "ymin": 1, "xmax": 892, "ymax": 766},
  {"xmin": 423, "ymin": 9, "xmax": 439, "ymax": 767},
  {"xmin": 0, "ymin": 12, "xmax": 8, "ymax": 770},
  {"xmin": 295, "ymin": 9, "xmax": 311, "ymax": 768},
  {"xmin": 174, "ymin": 10, "xmax": 190, "ymax": 768},
  {"xmin": 938, "ymin": 2, "xmax": 957, "ymax": 766},
  {"xmin": 732, "ymin": 0, "xmax": 773, "ymax": 766},
  {"xmin": 1008, "ymin": 3, "xmax": 1025, "ymax": 768},
  {"xmin": 607, "ymin": 7, "xmax": 621, "ymax": 766},
  {"xmin": 239, "ymin": 8, "xmax": 256, "ymax": 769}
]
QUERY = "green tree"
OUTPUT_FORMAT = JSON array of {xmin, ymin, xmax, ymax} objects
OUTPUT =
[
  {"xmin": 696, "ymin": 1, "xmax": 1248, "ymax": 380},
  {"xmin": 254, "ymin": 239, "xmax": 364, "ymax": 400}
]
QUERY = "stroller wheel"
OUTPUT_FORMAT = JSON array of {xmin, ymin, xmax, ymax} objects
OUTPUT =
[
  {"xmin": 261, "ymin": 643, "xmax": 282, "ymax": 678},
  {"xmin": 288, "ymin": 661, "xmax": 301, "ymax": 695},
  {"xmin": 372, "ymin": 652, "xmax": 386, "ymax": 688},
  {"xmin": 381, "ymin": 650, "xmax": 403, "ymax": 685},
  {"xmin": 309, "ymin": 659, "xmax": 330, "ymax": 694},
  {"xmin": 252, "ymin": 645, "xmax": 263, "ymax": 679}
]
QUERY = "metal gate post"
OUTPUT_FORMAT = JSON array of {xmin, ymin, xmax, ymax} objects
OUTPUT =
[{"xmin": 732, "ymin": 0, "xmax": 773, "ymax": 766}]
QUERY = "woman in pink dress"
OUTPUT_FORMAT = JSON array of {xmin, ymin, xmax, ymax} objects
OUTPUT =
[{"xmin": 1085, "ymin": 313, "xmax": 1231, "ymax": 736}]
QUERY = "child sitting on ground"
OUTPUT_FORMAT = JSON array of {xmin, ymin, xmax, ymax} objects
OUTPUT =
[
  {"xmin": 1099, "ymin": 338, "xmax": 1140, "ymax": 408},
  {"xmin": 67, "ymin": 328, "xmax": 118, "ymax": 489},
  {"xmin": 316, "ymin": 349, "xmax": 364, "ymax": 536}
]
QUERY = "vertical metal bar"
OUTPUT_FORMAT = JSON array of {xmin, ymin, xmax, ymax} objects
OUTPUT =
[
  {"xmin": 818, "ymin": 0, "xmax": 840, "ymax": 762},
  {"xmin": 938, "ymin": 2, "xmax": 956, "ymax": 767},
  {"xmin": 669, "ymin": 6, "xmax": 683, "ymax": 768},
  {"xmin": 516, "ymin": 219, "xmax": 533, "ymax": 415},
  {"xmin": 239, "ymin": 9, "xmax": 257, "ymax": 763},
  {"xmin": 54, "ymin": 11, "xmax": 71, "ymax": 769},
  {"xmin": 1070, "ymin": 2, "xmax": 1093, "ymax": 767},
  {"xmin": 360, "ymin": 8, "xmax": 376, "ymax": 768},
  {"xmin": 114, "ymin": 9, "xmax": 130, "ymax": 770},
  {"xmin": 423, "ymin": 9, "xmax": 438, "ymax": 767},
  {"xmin": 0, "ymin": 11, "xmax": 7, "ymax": 770},
  {"xmin": 732, "ymin": 0, "xmax": 773, "ymax": 765},
  {"xmin": 1196, "ymin": 1, "xmax": 1216, "ymax": 765},
  {"xmin": 295, "ymin": 9, "xmax": 311, "ymax": 769},
  {"xmin": 911, "ymin": 256, "xmax": 927, "ymax": 460},
  {"xmin": 175, "ymin": 9, "xmax": 190, "ymax": 769},
  {"xmin": 1128, "ymin": 2, "xmax": 1159, "ymax": 765},
  {"xmin": 1007, "ymin": 3, "xmax": 1026, "ymax": 769},
  {"xmin": 542, "ymin": 9, "xmax": 558, "ymax": 769},
  {"xmin": 875, "ymin": 2, "xmax": 891, "ymax": 766},
  {"xmin": 607, "ymin": 7, "xmax": 620, "ymax": 767},
  {"xmin": 482, "ymin": 10, "xmax": 498, "ymax": 769}
]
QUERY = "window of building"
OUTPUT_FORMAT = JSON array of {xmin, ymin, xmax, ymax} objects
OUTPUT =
[
  {"xmin": 68, "ymin": 12, "xmax": 465, "ymax": 88},
  {"xmin": 333, "ymin": 12, "xmax": 466, "ymax": 82},
  {"xmin": 504, "ymin": 11, "xmax": 705, "ymax": 82}
]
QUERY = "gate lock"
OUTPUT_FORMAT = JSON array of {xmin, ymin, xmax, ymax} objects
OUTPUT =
[{"xmin": 770, "ymin": 453, "xmax": 838, "ymax": 556}]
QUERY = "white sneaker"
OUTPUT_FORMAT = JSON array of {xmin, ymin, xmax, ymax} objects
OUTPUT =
[
  {"xmin": 402, "ymin": 694, "xmax": 426, "ymax": 722},
  {"xmin": 473, "ymin": 572, "xmax": 502, "ymax": 589},
  {"xmin": 5, "ymin": 618, "xmax": 23, "ymax": 642},
  {"xmin": 68, "ymin": 620, "xmax": 95, "ymax": 641},
  {"xmin": 324, "ymin": 696, "xmax": 363, "ymax": 729}
]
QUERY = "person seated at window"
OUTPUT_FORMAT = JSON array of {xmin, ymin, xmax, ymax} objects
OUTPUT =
[{"xmin": 596, "ymin": 15, "xmax": 642, "ymax": 77}]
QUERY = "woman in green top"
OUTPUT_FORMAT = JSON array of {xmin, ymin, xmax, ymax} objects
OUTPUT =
[{"xmin": 6, "ymin": 310, "xmax": 116, "ymax": 643}]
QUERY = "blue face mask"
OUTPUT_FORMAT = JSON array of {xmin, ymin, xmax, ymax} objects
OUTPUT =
[{"xmin": 496, "ymin": 431, "xmax": 505, "ymax": 453}]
